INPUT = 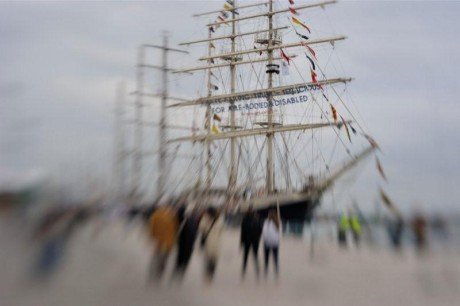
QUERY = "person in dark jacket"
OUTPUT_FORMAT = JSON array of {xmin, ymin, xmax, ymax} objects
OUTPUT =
[
  {"xmin": 174, "ymin": 206, "xmax": 199, "ymax": 279},
  {"xmin": 240, "ymin": 207, "xmax": 262, "ymax": 278}
]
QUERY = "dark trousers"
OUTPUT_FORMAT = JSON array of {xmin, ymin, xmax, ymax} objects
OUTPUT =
[
  {"xmin": 205, "ymin": 258, "xmax": 217, "ymax": 281},
  {"xmin": 263, "ymin": 245, "xmax": 279, "ymax": 275},
  {"xmin": 175, "ymin": 244, "xmax": 194, "ymax": 276},
  {"xmin": 338, "ymin": 229, "xmax": 347, "ymax": 248},
  {"xmin": 242, "ymin": 242, "xmax": 260, "ymax": 276}
]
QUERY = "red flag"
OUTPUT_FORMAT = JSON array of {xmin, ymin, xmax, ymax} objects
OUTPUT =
[
  {"xmin": 330, "ymin": 104, "xmax": 337, "ymax": 122},
  {"xmin": 301, "ymin": 42, "xmax": 317, "ymax": 59},
  {"xmin": 376, "ymin": 157, "xmax": 388, "ymax": 182},
  {"xmin": 289, "ymin": 7, "xmax": 298, "ymax": 15},
  {"xmin": 280, "ymin": 48, "xmax": 291, "ymax": 65},
  {"xmin": 310, "ymin": 68, "xmax": 317, "ymax": 83}
]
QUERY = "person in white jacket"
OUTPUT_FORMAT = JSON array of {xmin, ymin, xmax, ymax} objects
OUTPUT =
[
  {"xmin": 199, "ymin": 207, "xmax": 224, "ymax": 282},
  {"xmin": 262, "ymin": 209, "xmax": 281, "ymax": 277}
]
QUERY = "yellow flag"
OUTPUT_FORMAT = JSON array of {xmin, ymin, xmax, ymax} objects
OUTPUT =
[
  {"xmin": 211, "ymin": 124, "xmax": 219, "ymax": 134},
  {"xmin": 292, "ymin": 16, "xmax": 311, "ymax": 33}
]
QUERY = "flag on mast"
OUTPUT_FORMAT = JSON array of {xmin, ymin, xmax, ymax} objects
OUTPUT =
[
  {"xmin": 280, "ymin": 48, "xmax": 291, "ymax": 65},
  {"xmin": 295, "ymin": 29, "xmax": 309, "ymax": 40},
  {"xmin": 289, "ymin": 7, "xmax": 298, "ymax": 15},
  {"xmin": 301, "ymin": 42, "xmax": 316, "ymax": 59},
  {"xmin": 330, "ymin": 104, "xmax": 338, "ymax": 122},
  {"xmin": 292, "ymin": 16, "xmax": 311, "ymax": 33},
  {"xmin": 213, "ymin": 114, "xmax": 222, "ymax": 122},
  {"xmin": 305, "ymin": 53, "xmax": 316, "ymax": 70},
  {"xmin": 310, "ymin": 68, "xmax": 317, "ymax": 83},
  {"xmin": 341, "ymin": 115, "xmax": 352, "ymax": 142}
]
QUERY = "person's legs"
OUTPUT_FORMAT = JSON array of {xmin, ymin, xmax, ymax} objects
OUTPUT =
[
  {"xmin": 149, "ymin": 248, "xmax": 168, "ymax": 282},
  {"xmin": 251, "ymin": 242, "xmax": 260, "ymax": 276},
  {"xmin": 263, "ymin": 245, "xmax": 269, "ymax": 276},
  {"xmin": 272, "ymin": 246, "xmax": 279, "ymax": 276},
  {"xmin": 181, "ymin": 246, "xmax": 194, "ymax": 272},
  {"xmin": 175, "ymin": 245, "xmax": 186, "ymax": 272},
  {"xmin": 242, "ymin": 243, "xmax": 250, "ymax": 275},
  {"xmin": 205, "ymin": 257, "xmax": 217, "ymax": 282}
]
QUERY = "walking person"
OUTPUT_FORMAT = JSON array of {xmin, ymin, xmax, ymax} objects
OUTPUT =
[
  {"xmin": 240, "ymin": 207, "xmax": 262, "ymax": 279},
  {"xmin": 148, "ymin": 204, "xmax": 179, "ymax": 282},
  {"xmin": 174, "ymin": 206, "xmax": 199, "ymax": 279},
  {"xmin": 411, "ymin": 212, "xmax": 428, "ymax": 255},
  {"xmin": 337, "ymin": 212, "xmax": 350, "ymax": 248},
  {"xmin": 262, "ymin": 209, "xmax": 281, "ymax": 278},
  {"xmin": 199, "ymin": 207, "xmax": 224, "ymax": 283},
  {"xmin": 350, "ymin": 213, "xmax": 362, "ymax": 247}
]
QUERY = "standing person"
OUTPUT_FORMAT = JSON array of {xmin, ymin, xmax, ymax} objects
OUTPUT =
[
  {"xmin": 337, "ymin": 213, "xmax": 350, "ymax": 248},
  {"xmin": 174, "ymin": 206, "xmax": 199, "ymax": 279},
  {"xmin": 262, "ymin": 209, "xmax": 281, "ymax": 278},
  {"xmin": 350, "ymin": 213, "xmax": 362, "ymax": 247},
  {"xmin": 148, "ymin": 204, "xmax": 179, "ymax": 282},
  {"xmin": 387, "ymin": 217, "xmax": 404, "ymax": 250},
  {"xmin": 411, "ymin": 212, "xmax": 428, "ymax": 254},
  {"xmin": 240, "ymin": 207, "xmax": 262, "ymax": 278},
  {"xmin": 199, "ymin": 207, "xmax": 224, "ymax": 283}
]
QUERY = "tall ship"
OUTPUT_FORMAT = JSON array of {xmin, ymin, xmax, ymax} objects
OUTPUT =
[{"xmin": 128, "ymin": 0, "xmax": 380, "ymax": 225}]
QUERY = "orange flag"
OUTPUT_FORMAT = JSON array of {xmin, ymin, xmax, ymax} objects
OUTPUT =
[
  {"xmin": 330, "ymin": 104, "xmax": 337, "ymax": 122},
  {"xmin": 301, "ymin": 42, "xmax": 316, "ymax": 59},
  {"xmin": 213, "ymin": 114, "xmax": 222, "ymax": 122}
]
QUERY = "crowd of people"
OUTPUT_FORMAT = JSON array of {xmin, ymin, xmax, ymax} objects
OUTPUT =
[
  {"xmin": 29, "ymin": 201, "xmax": 452, "ymax": 285},
  {"xmin": 147, "ymin": 204, "xmax": 282, "ymax": 284}
]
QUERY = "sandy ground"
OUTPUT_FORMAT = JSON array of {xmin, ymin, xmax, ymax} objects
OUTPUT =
[{"xmin": 1, "ymin": 215, "xmax": 460, "ymax": 306}]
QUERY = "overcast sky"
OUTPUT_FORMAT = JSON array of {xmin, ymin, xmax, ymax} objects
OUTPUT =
[{"xmin": 1, "ymin": 0, "xmax": 459, "ymax": 213}]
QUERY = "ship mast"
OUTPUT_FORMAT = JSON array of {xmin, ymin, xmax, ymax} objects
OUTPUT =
[
  {"xmin": 228, "ymin": 0, "xmax": 237, "ymax": 203},
  {"xmin": 131, "ymin": 46, "xmax": 145, "ymax": 200},
  {"xmin": 173, "ymin": 0, "xmax": 343, "ymax": 198},
  {"xmin": 142, "ymin": 34, "xmax": 188, "ymax": 201},
  {"xmin": 113, "ymin": 82, "xmax": 127, "ymax": 199},
  {"xmin": 205, "ymin": 27, "xmax": 213, "ymax": 197},
  {"xmin": 266, "ymin": 0, "xmax": 274, "ymax": 194}
]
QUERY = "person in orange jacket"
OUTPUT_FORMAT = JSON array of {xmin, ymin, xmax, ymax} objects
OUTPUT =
[{"xmin": 148, "ymin": 204, "xmax": 179, "ymax": 282}]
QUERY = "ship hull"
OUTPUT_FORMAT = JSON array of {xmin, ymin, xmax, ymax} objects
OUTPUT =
[{"xmin": 255, "ymin": 196, "xmax": 320, "ymax": 223}]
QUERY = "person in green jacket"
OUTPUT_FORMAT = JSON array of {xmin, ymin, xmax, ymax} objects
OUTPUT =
[{"xmin": 350, "ymin": 214, "xmax": 362, "ymax": 247}]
